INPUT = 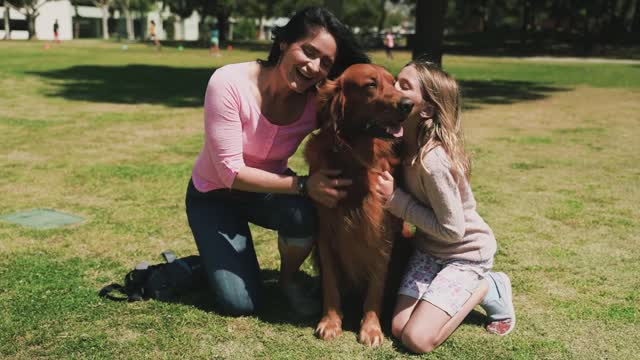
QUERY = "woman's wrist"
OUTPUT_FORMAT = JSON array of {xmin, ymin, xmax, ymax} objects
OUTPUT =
[{"xmin": 296, "ymin": 175, "xmax": 309, "ymax": 197}]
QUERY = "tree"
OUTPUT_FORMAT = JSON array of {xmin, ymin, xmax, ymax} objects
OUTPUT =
[
  {"xmin": 274, "ymin": 0, "xmax": 323, "ymax": 17},
  {"xmin": 323, "ymin": 0, "xmax": 342, "ymax": 18},
  {"xmin": 214, "ymin": 0, "xmax": 234, "ymax": 46},
  {"xmin": 5, "ymin": 0, "xmax": 49, "ymax": 39},
  {"xmin": 377, "ymin": 0, "xmax": 388, "ymax": 32},
  {"xmin": 235, "ymin": 0, "xmax": 280, "ymax": 39},
  {"xmin": 117, "ymin": 0, "xmax": 153, "ymax": 40},
  {"xmin": 163, "ymin": 0, "xmax": 214, "ymax": 44},
  {"xmin": 162, "ymin": 0, "xmax": 196, "ymax": 40},
  {"xmin": 185, "ymin": 0, "xmax": 235, "ymax": 46},
  {"xmin": 634, "ymin": 0, "xmax": 640, "ymax": 32},
  {"xmin": 413, "ymin": 0, "xmax": 447, "ymax": 64},
  {"xmin": 3, "ymin": 0, "xmax": 10, "ymax": 39},
  {"xmin": 117, "ymin": 0, "xmax": 135, "ymax": 40},
  {"xmin": 91, "ymin": 0, "xmax": 113, "ymax": 39},
  {"xmin": 343, "ymin": 0, "xmax": 383, "ymax": 29}
]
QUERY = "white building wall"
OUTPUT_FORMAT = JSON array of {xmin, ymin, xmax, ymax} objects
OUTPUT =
[
  {"xmin": 36, "ymin": 0, "xmax": 74, "ymax": 40},
  {"xmin": 0, "ymin": 7, "xmax": 28, "ymax": 40},
  {"xmin": 183, "ymin": 12, "xmax": 200, "ymax": 41},
  {"xmin": 74, "ymin": 5, "xmax": 104, "ymax": 18},
  {"xmin": 1, "ymin": 1, "xmax": 203, "ymax": 41},
  {"xmin": 146, "ymin": 4, "xmax": 165, "ymax": 40}
]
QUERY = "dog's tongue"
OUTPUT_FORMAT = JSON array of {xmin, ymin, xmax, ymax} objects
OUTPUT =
[{"xmin": 386, "ymin": 125, "xmax": 404, "ymax": 138}]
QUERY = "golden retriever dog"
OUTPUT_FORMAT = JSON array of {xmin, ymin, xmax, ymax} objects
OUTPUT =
[{"xmin": 305, "ymin": 63, "xmax": 413, "ymax": 347}]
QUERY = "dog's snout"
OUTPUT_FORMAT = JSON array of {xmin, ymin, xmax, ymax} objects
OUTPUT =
[{"xmin": 398, "ymin": 98, "xmax": 414, "ymax": 116}]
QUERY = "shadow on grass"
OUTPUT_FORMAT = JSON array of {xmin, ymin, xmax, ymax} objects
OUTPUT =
[
  {"xmin": 153, "ymin": 266, "xmax": 486, "ymax": 342},
  {"xmin": 460, "ymin": 80, "xmax": 569, "ymax": 110},
  {"xmin": 29, "ymin": 64, "xmax": 567, "ymax": 109},
  {"xmin": 146, "ymin": 268, "xmax": 320, "ymax": 329},
  {"xmin": 28, "ymin": 65, "xmax": 216, "ymax": 108}
]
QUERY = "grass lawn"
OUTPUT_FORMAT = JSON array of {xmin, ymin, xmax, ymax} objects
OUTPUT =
[{"xmin": 1, "ymin": 40, "xmax": 639, "ymax": 359}]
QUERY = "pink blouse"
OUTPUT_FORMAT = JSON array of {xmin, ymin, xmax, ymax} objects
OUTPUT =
[{"xmin": 191, "ymin": 62, "xmax": 318, "ymax": 192}]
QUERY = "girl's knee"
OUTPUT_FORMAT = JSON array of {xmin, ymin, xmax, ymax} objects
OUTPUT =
[
  {"xmin": 391, "ymin": 317, "xmax": 406, "ymax": 340},
  {"xmin": 401, "ymin": 329, "xmax": 439, "ymax": 354}
]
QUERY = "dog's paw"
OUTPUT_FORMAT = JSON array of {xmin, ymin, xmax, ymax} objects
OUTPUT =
[
  {"xmin": 315, "ymin": 315, "xmax": 342, "ymax": 341},
  {"xmin": 359, "ymin": 324, "xmax": 384, "ymax": 347}
]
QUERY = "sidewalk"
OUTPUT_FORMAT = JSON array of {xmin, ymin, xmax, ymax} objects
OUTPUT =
[{"xmin": 521, "ymin": 56, "xmax": 640, "ymax": 65}]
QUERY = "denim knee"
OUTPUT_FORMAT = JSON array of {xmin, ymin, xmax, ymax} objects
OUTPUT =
[
  {"xmin": 279, "ymin": 195, "xmax": 316, "ymax": 238},
  {"xmin": 211, "ymin": 269, "xmax": 261, "ymax": 316}
]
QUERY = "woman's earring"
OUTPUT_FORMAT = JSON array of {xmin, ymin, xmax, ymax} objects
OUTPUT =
[{"xmin": 277, "ymin": 43, "xmax": 287, "ymax": 64}]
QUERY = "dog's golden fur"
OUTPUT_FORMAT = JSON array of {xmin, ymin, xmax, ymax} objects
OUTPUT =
[{"xmin": 305, "ymin": 63, "xmax": 412, "ymax": 346}]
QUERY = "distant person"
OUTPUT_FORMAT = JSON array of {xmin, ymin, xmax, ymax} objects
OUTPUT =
[
  {"xmin": 384, "ymin": 31, "xmax": 394, "ymax": 59},
  {"xmin": 53, "ymin": 19, "xmax": 60, "ymax": 44},
  {"xmin": 148, "ymin": 20, "xmax": 161, "ymax": 49},
  {"xmin": 209, "ymin": 28, "xmax": 220, "ymax": 56}
]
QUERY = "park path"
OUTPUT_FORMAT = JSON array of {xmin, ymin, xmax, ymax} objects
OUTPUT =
[{"xmin": 522, "ymin": 56, "xmax": 640, "ymax": 64}]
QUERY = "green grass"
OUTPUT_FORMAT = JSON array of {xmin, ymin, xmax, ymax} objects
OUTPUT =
[{"xmin": 1, "ymin": 40, "xmax": 639, "ymax": 359}]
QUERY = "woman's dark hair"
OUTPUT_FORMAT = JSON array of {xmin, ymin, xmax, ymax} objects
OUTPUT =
[{"xmin": 260, "ymin": 6, "xmax": 369, "ymax": 79}]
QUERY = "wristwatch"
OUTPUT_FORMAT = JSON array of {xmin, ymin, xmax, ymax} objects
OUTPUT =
[{"xmin": 296, "ymin": 175, "xmax": 309, "ymax": 197}]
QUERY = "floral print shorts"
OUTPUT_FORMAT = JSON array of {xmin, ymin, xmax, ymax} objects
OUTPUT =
[{"xmin": 398, "ymin": 250, "xmax": 492, "ymax": 316}]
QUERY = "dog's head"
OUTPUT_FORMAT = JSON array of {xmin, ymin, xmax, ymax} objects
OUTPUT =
[{"xmin": 317, "ymin": 64, "xmax": 413, "ymax": 139}]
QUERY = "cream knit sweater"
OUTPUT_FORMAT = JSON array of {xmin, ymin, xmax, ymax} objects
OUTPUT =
[{"xmin": 386, "ymin": 146, "xmax": 496, "ymax": 262}]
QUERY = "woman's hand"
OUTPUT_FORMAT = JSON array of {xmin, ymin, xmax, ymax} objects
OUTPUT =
[
  {"xmin": 307, "ymin": 169, "xmax": 352, "ymax": 208},
  {"xmin": 376, "ymin": 171, "xmax": 395, "ymax": 203}
]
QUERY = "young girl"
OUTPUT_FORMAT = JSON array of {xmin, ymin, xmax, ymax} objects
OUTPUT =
[{"xmin": 377, "ymin": 60, "xmax": 514, "ymax": 353}]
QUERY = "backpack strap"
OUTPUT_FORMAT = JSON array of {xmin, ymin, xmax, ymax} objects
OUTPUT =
[{"xmin": 98, "ymin": 283, "xmax": 131, "ymax": 302}]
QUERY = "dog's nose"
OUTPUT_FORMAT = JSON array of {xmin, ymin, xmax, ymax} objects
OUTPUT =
[{"xmin": 398, "ymin": 98, "xmax": 414, "ymax": 116}]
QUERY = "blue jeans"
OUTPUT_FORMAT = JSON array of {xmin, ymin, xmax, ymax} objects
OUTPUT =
[{"xmin": 185, "ymin": 178, "xmax": 316, "ymax": 315}]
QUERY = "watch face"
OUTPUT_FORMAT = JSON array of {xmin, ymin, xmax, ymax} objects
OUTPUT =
[{"xmin": 298, "ymin": 176, "xmax": 308, "ymax": 195}]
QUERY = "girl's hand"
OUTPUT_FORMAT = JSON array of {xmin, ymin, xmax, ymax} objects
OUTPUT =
[
  {"xmin": 307, "ymin": 169, "xmax": 352, "ymax": 208},
  {"xmin": 376, "ymin": 171, "xmax": 395, "ymax": 202}
]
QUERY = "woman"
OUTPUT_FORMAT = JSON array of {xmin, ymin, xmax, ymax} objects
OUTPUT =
[{"xmin": 187, "ymin": 7, "xmax": 369, "ymax": 316}]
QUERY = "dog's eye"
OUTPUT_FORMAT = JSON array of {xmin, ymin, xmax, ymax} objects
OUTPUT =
[{"xmin": 365, "ymin": 81, "xmax": 377, "ymax": 89}]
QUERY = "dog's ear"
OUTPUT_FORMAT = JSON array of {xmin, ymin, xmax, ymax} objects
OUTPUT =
[{"xmin": 317, "ymin": 78, "xmax": 344, "ymax": 133}]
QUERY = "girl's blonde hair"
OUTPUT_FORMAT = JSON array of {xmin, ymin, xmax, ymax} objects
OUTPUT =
[{"xmin": 408, "ymin": 59, "xmax": 470, "ymax": 180}]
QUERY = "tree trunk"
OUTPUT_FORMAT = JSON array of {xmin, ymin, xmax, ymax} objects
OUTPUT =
[
  {"xmin": 3, "ymin": 5, "xmax": 10, "ymax": 40},
  {"xmin": 258, "ymin": 16, "xmax": 264, "ymax": 40},
  {"xmin": 377, "ymin": 0, "xmax": 386, "ymax": 32},
  {"xmin": 217, "ymin": 13, "xmax": 228, "ymax": 47},
  {"xmin": 412, "ymin": 0, "xmax": 447, "ymax": 65},
  {"xmin": 100, "ymin": 5, "xmax": 109, "ymax": 39},
  {"xmin": 520, "ymin": 0, "xmax": 532, "ymax": 46},
  {"xmin": 480, "ymin": 0, "xmax": 490, "ymax": 32},
  {"xmin": 123, "ymin": 7, "xmax": 134, "ymax": 40},
  {"xmin": 27, "ymin": 12, "xmax": 35, "ymax": 39},
  {"xmin": 198, "ymin": 17, "xmax": 207, "ymax": 45},
  {"xmin": 634, "ymin": 0, "xmax": 640, "ymax": 32}
]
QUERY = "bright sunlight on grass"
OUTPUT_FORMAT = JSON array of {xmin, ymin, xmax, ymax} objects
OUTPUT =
[{"xmin": 1, "ymin": 40, "xmax": 639, "ymax": 359}]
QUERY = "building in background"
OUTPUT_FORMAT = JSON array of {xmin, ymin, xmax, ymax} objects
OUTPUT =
[{"xmin": 0, "ymin": 0, "xmax": 201, "ymax": 40}]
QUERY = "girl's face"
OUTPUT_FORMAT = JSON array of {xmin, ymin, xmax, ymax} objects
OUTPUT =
[
  {"xmin": 279, "ymin": 29, "xmax": 337, "ymax": 93},
  {"xmin": 394, "ymin": 65, "xmax": 429, "ymax": 121}
]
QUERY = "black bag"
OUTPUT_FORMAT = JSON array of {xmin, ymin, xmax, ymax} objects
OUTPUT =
[{"xmin": 99, "ymin": 251, "xmax": 205, "ymax": 302}]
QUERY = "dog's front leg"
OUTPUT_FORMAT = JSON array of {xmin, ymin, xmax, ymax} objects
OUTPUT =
[
  {"xmin": 314, "ymin": 226, "xmax": 343, "ymax": 341},
  {"xmin": 359, "ymin": 270, "xmax": 387, "ymax": 347}
]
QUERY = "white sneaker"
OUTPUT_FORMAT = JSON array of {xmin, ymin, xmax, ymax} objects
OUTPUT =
[{"xmin": 482, "ymin": 272, "xmax": 516, "ymax": 336}]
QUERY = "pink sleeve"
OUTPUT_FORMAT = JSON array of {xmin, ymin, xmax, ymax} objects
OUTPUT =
[{"xmin": 203, "ymin": 71, "xmax": 245, "ymax": 188}]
